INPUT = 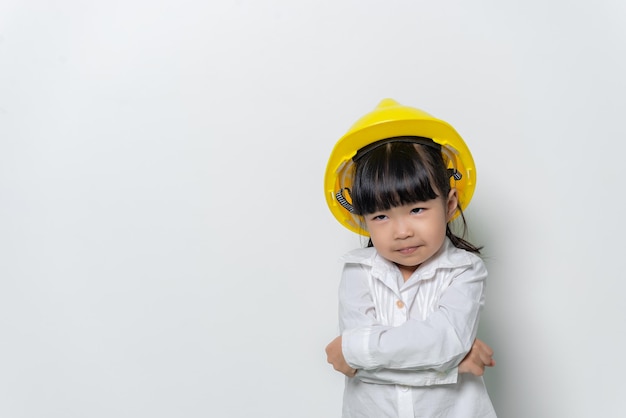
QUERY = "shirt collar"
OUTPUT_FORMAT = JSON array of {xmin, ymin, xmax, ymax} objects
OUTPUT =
[{"xmin": 340, "ymin": 238, "xmax": 475, "ymax": 282}]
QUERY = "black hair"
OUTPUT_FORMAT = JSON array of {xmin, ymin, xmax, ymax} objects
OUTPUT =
[{"xmin": 351, "ymin": 137, "xmax": 482, "ymax": 254}]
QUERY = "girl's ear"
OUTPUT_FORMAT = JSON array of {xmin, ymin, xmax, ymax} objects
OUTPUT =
[{"xmin": 446, "ymin": 189, "xmax": 459, "ymax": 221}]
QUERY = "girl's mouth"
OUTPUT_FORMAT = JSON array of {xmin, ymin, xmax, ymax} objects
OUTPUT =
[{"xmin": 398, "ymin": 246, "xmax": 418, "ymax": 255}]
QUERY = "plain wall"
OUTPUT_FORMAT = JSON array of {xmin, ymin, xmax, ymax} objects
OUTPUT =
[{"xmin": 1, "ymin": 1, "xmax": 625, "ymax": 417}]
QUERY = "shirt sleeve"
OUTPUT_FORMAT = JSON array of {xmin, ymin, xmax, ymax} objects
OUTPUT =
[
  {"xmin": 339, "ymin": 259, "xmax": 487, "ymax": 375},
  {"xmin": 354, "ymin": 367, "xmax": 458, "ymax": 386}
]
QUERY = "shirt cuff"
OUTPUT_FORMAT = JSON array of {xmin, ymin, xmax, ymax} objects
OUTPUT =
[{"xmin": 342, "ymin": 326, "xmax": 376, "ymax": 369}]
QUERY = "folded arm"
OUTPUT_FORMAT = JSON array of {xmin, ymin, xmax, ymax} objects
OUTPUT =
[
  {"xmin": 333, "ymin": 259, "xmax": 488, "ymax": 385},
  {"xmin": 326, "ymin": 335, "xmax": 495, "ymax": 383}
]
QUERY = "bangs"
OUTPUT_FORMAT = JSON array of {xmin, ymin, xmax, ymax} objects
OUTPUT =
[{"xmin": 351, "ymin": 141, "xmax": 447, "ymax": 216}]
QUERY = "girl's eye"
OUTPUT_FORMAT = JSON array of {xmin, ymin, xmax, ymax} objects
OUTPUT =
[
  {"xmin": 411, "ymin": 207, "xmax": 424, "ymax": 214},
  {"xmin": 371, "ymin": 214, "xmax": 387, "ymax": 221}
]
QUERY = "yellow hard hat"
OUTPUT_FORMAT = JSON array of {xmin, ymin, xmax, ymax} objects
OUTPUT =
[{"xmin": 324, "ymin": 98, "xmax": 477, "ymax": 236}]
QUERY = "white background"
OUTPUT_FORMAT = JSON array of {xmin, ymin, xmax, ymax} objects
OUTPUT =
[{"xmin": 1, "ymin": 1, "xmax": 625, "ymax": 417}]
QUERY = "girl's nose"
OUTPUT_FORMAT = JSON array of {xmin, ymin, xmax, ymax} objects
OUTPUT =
[{"xmin": 393, "ymin": 220, "xmax": 413, "ymax": 239}]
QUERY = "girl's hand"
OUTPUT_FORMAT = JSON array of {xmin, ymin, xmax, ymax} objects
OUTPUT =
[
  {"xmin": 325, "ymin": 336, "xmax": 358, "ymax": 377},
  {"xmin": 458, "ymin": 338, "xmax": 495, "ymax": 376}
]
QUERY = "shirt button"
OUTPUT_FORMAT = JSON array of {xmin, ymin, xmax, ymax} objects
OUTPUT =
[
  {"xmin": 399, "ymin": 385, "xmax": 409, "ymax": 392},
  {"xmin": 396, "ymin": 300, "xmax": 405, "ymax": 309}
]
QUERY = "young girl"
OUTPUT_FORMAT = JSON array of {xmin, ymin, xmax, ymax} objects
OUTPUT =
[{"xmin": 324, "ymin": 99, "xmax": 496, "ymax": 417}]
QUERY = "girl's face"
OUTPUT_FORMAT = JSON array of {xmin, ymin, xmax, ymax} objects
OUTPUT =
[{"xmin": 364, "ymin": 189, "xmax": 458, "ymax": 281}]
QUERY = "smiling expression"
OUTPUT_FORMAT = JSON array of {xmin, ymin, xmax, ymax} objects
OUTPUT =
[{"xmin": 364, "ymin": 189, "xmax": 458, "ymax": 281}]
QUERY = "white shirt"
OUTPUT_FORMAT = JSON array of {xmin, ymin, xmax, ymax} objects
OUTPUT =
[{"xmin": 338, "ymin": 238, "xmax": 496, "ymax": 417}]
